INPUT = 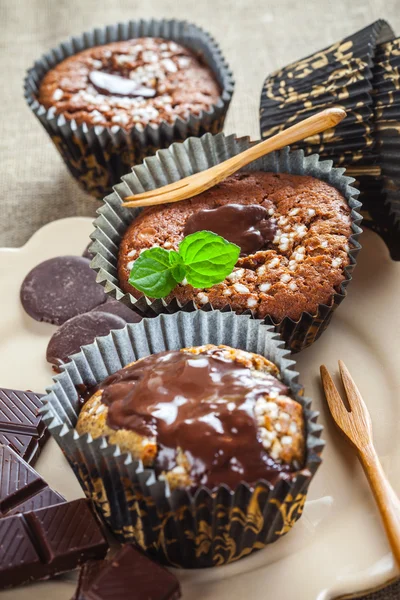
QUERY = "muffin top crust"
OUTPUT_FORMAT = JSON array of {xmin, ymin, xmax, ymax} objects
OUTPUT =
[
  {"xmin": 118, "ymin": 171, "xmax": 352, "ymax": 322},
  {"xmin": 37, "ymin": 37, "xmax": 221, "ymax": 131},
  {"xmin": 77, "ymin": 344, "xmax": 305, "ymax": 491}
]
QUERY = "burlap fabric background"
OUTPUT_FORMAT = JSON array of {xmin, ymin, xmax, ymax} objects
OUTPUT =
[{"xmin": 1, "ymin": 1, "xmax": 399, "ymax": 597}]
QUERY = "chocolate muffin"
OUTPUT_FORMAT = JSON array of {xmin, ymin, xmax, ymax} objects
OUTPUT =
[
  {"xmin": 37, "ymin": 38, "xmax": 221, "ymax": 131},
  {"xmin": 118, "ymin": 171, "xmax": 352, "ymax": 322},
  {"xmin": 76, "ymin": 344, "xmax": 305, "ymax": 491}
]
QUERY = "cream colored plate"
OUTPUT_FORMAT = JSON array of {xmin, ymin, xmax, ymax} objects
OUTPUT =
[{"xmin": 0, "ymin": 217, "xmax": 399, "ymax": 600}]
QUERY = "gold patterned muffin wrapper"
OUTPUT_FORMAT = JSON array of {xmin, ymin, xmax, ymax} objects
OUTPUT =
[
  {"xmin": 89, "ymin": 132, "xmax": 362, "ymax": 353},
  {"xmin": 265, "ymin": 18, "xmax": 393, "ymax": 89},
  {"xmin": 259, "ymin": 19, "xmax": 400, "ymax": 258},
  {"xmin": 372, "ymin": 37, "xmax": 400, "ymax": 255},
  {"xmin": 40, "ymin": 311, "xmax": 324, "ymax": 568},
  {"xmin": 24, "ymin": 19, "xmax": 234, "ymax": 198}
]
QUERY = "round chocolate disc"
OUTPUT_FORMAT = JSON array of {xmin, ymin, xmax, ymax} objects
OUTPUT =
[
  {"xmin": 20, "ymin": 256, "xmax": 107, "ymax": 325},
  {"xmin": 91, "ymin": 298, "xmax": 143, "ymax": 324},
  {"xmin": 46, "ymin": 311, "xmax": 126, "ymax": 366}
]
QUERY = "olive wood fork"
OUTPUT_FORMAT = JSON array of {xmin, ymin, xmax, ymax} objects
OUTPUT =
[
  {"xmin": 320, "ymin": 361, "xmax": 400, "ymax": 566},
  {"xmin": 122, "ymin": 106, "xmax": 346, "ymax": 208}
]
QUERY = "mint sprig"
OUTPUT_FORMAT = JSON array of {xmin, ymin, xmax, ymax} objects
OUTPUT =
[{"xmin": 128, "ymin": 231, "xmax": 240, "ymax": 298}]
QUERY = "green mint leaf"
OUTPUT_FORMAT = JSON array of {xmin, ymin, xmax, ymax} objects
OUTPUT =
[
  {"xmin": 179, "ymin": 231, "xmax": 240, "ymax": 289},
  {"xmin": 128, "ymin": 232, "xmax": 240, "ymax": 299},
  {"xmin": 168, "ymin": 250, "xmax": 186, "ymax": 282},
  {"xmin": 128, "ymin": 247, "xmax": 185, "ymax": 298}
]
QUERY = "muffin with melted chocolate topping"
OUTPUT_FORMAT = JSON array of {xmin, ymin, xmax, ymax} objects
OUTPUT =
[
  {"xmin": 43, "ymin": 309, "xmax": 324, "ymax": 566},
  {"xmin": 25, "ymin": 20, "xmax": 234, "ymax": 197},
  {"xmin": 37, "ymin": 37, "xmax": 221, "ymax": 132},
  {"xmin": 118, "ymin": 171, "xmax": 352, "ymax": 322},
  {"xmin": 77, "ymin": 344, "xmax": 305, "ymax": 491}
]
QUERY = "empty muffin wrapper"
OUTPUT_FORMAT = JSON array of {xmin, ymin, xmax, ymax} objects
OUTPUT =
[
  {"xmin": 373, "ymin": 37, "xmax": 400, "ymax": 239},
  {"xmin": 259, "ymin": 18, "xmax": 400, "ymax": 258},
  {"xmin": 24, "ymin": 19, "xmax": 234, "ymax": 198},
  {"xmin": 41, "ymin": 310, "xmax": 324, "ymax": 568},
  {"xmin": 259, "ymin": 19, "xmax": 395, "ymax": 167},
  {"xmin": 89, "ymin": 132, "xmax": 362, "ymax": 353}
]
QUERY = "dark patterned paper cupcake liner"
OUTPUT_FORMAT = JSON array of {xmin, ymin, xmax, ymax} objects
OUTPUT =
[
  {"xmin": 40, "ymin": 310, "xmax": 324, "ymax": 568},
  {"xmin": 372, "ymin": 38, "xmax": 400, "ymax": 252},
  {"xmin": 260, "ymin": 19, "xmax": 400, "ymax": 259},
  {"xmin": 261, "ymin": 19, "xmax": 389, "ymax": 101},
  {"xmin": 352, "ymin": 174, "xmax": 400, "ymax": 260},
  {"xmin": 24, "ymin": 19, "xmax": 234, "ymax": 198},
  {"xmin": 89, "ymin": 131, "xmax": 362, "ymax": 353},
  {"xmin": 260, "ymin": 20, "xmax": 394, "ymax": 167},
  {"xmin": 260, "ymin": 21, "xmax": 393, "ymax": 114}
]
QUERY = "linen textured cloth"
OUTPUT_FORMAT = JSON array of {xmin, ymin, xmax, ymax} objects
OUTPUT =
[{"xmin": 1, "ymin": 1, "xmax": 399, "ymax": 597}]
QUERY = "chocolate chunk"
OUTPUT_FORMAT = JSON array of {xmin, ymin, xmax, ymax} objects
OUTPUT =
[
  {"xmin": 0, "ymin": 498, "xmax": 108, "ymax": 589},
  {"xmin": 184, "ymin": 203, "xmax": 277, "ymax": 255},
  {"xmin": 73, "ymin": 545, "xmax": 181, "ymax": 600},
  {"xmin": 0, "ymin": 387, "xmax": 49, "ymax": 465},
  {"xmin": 20, "ymin": 256, "xmax": 107, "ymax": 325},
  {"xmin": 73, "ymin": 560, "xmax": 105, "ymax": 600},
  {"xmin": 0, "ymin": 445, "xmax": 65, "ymax": 517},
  {"xmin": 91, "ymin": 298, "xmax": 143, "ymax": 324},
  {"xmin": 46, "ymin": 311, "xmax": 127, "ymax": 366},
  {"xmin": 89, "ymin": 70, "xmax": 156, "ymax": 98}
]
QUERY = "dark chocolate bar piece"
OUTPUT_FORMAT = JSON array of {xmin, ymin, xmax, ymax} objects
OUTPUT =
[
  {"xmin": 0, "ymin": 498, "xmax": 109, "ymax": 589},
  {"xmin": 73, "ymin": 545, "xmax": 181, "ymax": 600},
  {"xmin": 0, "ymin": 445, "xmax": 65, "ymax": 517},
  {"xmin": 73, "ymin": 560, "xmax": 105, "ymax": 600},
  {"xmin": 0, "ymin": 387, "xmax": 49, "ymax": 465}
]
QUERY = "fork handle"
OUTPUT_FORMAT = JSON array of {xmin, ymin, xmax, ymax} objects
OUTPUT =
[
  {"xmin": 359, "ymin": 444, "xmax": 400, "ymax": 566},
  {"xmin": 177, "ymin": 108, "xmax": 346, "ymax": 193},
  {"xmin": 123, "ymin": 107, "xmax": 346, "ymax": 206},
  {"xmin": 225, "ymin": 107, "xmax": 346, "ymax": 174}
]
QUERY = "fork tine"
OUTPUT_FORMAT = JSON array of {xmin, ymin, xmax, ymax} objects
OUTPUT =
[
  {"xmin": 320, "ymin": 365, "xmax": 350, "ymax": 428},
  {"xmin": 338, "ymin": 360, "xmax": 372, "ymax": 426},
  {"xmin": 126, "ymin": 179, "xmax": 189, "ymax": 200},
  {"xmin": 123, "ymin": 178, "xmax": 207, "ymax": 207},
  {"xmin": 122, "ymin": 180, "xmax": 189, "ymax": 205},
  {"xmin": 122, "ymin": 188, "xmax": 191, "ymax": 208}
]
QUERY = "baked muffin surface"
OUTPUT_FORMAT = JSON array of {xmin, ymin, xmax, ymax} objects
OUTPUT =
[
  {"xmin": 118, "ymin": 171, "xmax": 352, "ymax": 321},
  {"xmin": 37, "ymin": 37, "xmax": 221, "ymax": 131},
  {"xmin": 77, "ymin": 344, "xmax": 305, "ymax": 491}
]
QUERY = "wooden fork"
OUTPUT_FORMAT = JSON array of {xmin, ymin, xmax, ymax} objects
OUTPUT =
[
  {"xmin": 320, "ymin": 361, "xmax": 400, "ymax": 566},
  {"xmin": 122, "ymin": 106, "xmax": 346, "ymax": 208}
]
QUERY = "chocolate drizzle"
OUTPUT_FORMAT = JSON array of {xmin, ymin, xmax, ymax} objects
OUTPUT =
[
  {"xmin": 99, "ymin": 348, "xmax": 292, "ymax": 489},
  {"xmin": 183, "ymin": 203, "xmax": 277, "ymax": 256},
  {"xmin": 89, "ymin": 71, "xmax": 156, "ymax": 98}
]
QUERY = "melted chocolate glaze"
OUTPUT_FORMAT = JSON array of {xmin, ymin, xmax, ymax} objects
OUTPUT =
[
  {"xmin": 98, "ymin": 348, "xmax": 293, "ymax": 489},
  {"xmin": 89, "ymin": 71, "xmax": 156, "ymax": 98},
  {"xmin": 183, "ymin": 204, "xmax": 277, "ymax": 256}
]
